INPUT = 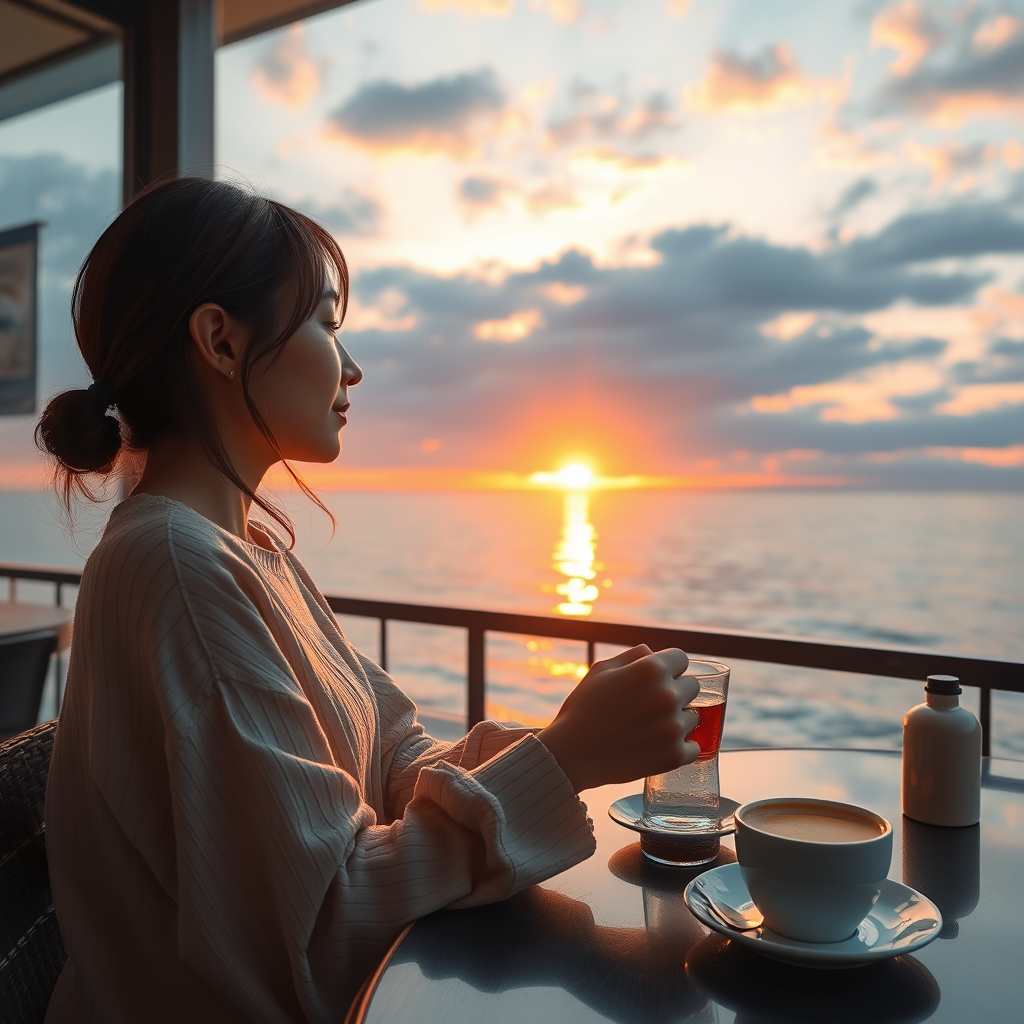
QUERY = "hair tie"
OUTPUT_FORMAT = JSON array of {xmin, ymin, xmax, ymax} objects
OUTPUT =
[{"xmin": 88, "ymin": 379, "xmax": 116, "ymax": 412}]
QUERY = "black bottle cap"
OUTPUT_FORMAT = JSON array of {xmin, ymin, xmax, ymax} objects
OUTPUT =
[{"xmin": 925, "ymin": 674, "xmax": 961, "ymax": 695}]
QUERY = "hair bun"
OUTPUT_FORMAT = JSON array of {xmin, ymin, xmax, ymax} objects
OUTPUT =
[{"xmin": 36, "ymin": 387, "xmax": 123, "ymax": 475}]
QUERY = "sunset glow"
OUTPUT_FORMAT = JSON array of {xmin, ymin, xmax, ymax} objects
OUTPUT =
[{"xmin": 3, "ymin": 0, "xmax": 1022, "ymax": 491}]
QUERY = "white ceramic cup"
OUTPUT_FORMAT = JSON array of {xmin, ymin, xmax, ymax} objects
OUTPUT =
[{"xmin": 734, "ymin": 797, "xmax": 893, "ymax": 944}]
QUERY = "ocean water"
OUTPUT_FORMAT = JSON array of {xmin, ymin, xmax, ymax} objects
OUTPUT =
[{"xmin": 3, "ymin": 488, "xmax": 1023, "ymax": 757}]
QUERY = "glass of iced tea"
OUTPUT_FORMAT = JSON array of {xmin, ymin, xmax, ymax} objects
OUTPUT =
[{"xmin": 642, "ymin": 660, "xmax": 730, "ymax": 834}]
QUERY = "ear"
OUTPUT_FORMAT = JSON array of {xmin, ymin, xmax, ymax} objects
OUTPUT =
[{"xmin": 188, "ymin": 303, "xmax": 247, "ymax": 379}]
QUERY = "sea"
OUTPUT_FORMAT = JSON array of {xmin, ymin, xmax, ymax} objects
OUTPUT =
[{"xmin": 4, "ymin": 488, "xmax": 1023, "ymax": 758}]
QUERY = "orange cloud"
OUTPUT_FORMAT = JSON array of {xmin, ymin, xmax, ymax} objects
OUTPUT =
[
  {"xmin": 874, "ymin": 8, "xmax": 1024, "ymax": 127},
  {"xmin": 816, "ymin": 116, "xmax": 899, "ymax": 170},
  {"xmin": 871, "ymin": 1, "xmax": 946, "ymax": 75},
  {"xmin": 344, "ymin": 289, "xmax": 417, "ymax": 333},
  {"xmin": 474, "ymin": 307, "xmax": 545, "ymax": 341},
  {"xmin": 935, "ymin": 383, "xmax": 1024, "ymax": 417},
  {"xmin": 419, "ymin": 0, "xmax": 514, "ymax": 15},
  {"xmin": 760, "ymin": 312, "xmax": 816, "ymax": 341},
  {"xmin": 903, "ymin": 139, "xmax": 999, "ymax": 191},
  {"xmin": 684, "ymin": 45, "xmax": 824, "ymax": 115},
  {"xmin": 540, "ymin": 282, "xmax": 586, "ymax": 305},
  {"xmin": 567, "ymin": 147, "xmax": 692, "ymax": 179},
  {"xmin": 531, "ymin": 0, "xmax": 581, "ymax": 25},
  {"xmin": 973, "ymin": 14, "xmax": 1023, "ymax": 52},
  {"xmin": 925, "ymin": 444, "xmax": 1024, "ymax": 467},
  {"xmin": 252, "ymin": 25, "xmax": 324, "ymax": 110},
  {"xmin": 751, "ymin": 362, "xmax": 945, "ymax": 424}
]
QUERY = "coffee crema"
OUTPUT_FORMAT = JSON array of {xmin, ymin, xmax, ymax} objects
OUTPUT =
[{"xmin": 745, "ymin": 802, "xmax": 885, "ymax": 843}]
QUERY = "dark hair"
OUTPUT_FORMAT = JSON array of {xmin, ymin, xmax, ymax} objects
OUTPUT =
[{"xmin": 35, "ymin": 177, "xmax": 349, "ymax": 544}]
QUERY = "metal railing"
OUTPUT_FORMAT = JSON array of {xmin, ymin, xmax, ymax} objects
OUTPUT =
[{"xmin": 4, "ymin": 563, "xmax": 1023, "ymax": 758}]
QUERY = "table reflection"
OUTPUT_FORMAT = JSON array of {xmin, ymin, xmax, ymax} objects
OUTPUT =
[
  {"xmin": 902, "ymin": 817, "xmax": 980, "ymax": 940},
  {"xmin": 686, "ymin": 936, "xmax": 940, "ymax": 1024},
  {"xmin": 400, "ymin": 884, "xmax": 709, "ymax": 1024}
]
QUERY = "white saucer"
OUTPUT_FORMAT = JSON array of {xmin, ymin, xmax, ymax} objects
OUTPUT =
[
  {"xmin": 608, "ymin": 793, "xmax": 739, "ymax": 839},
  {"xmin": 684, "ymin": 863, "xmax": 942, "ymax": 968}
]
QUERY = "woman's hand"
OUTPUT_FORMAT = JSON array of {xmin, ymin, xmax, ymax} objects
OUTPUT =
[{"xmin": 537, "ymin": 645, "xmax": 700, "ymax": 793}]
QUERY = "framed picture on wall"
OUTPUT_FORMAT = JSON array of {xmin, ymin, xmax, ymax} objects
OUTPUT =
[{"xmin": 0, "ymin": 222, "xmax": 41, "ymax": 416}]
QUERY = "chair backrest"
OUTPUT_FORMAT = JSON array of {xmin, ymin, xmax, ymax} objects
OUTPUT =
[
  {"xmin": 0, "ymin": 633, "xmax": 59, "ymax": 741},
  {"xmin": 0, "ymin": 720, "xmax": 66, "ymax": 1024}
]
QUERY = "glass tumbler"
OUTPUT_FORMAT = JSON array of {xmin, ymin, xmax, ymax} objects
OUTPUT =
[{"xmin": 643, "ymin": 660, "xmax": 730, "ymax": 834}]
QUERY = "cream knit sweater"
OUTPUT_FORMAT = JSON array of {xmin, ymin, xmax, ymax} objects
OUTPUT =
[{"xmin": 45, "ymin": 495, "xmax": 596, "ymax": 1023}]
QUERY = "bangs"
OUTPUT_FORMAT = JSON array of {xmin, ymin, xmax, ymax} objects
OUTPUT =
[{"xmin": 268, "ymin": 202, "xmax": 350, "ymax": 341}]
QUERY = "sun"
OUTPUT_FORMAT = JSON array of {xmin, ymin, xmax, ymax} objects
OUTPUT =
[{"xmin": 553, "ymin": 463, "xmax": 594, "ymax": 489}]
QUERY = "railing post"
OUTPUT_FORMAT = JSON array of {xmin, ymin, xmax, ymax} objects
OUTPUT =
[
  {"xmin": 56, "ymin": 582, "xmax": 63, "ymax": 608},
  {"xmin": 7, "ymin": 577, "xmax": 14, "ymax": 602},
  {"xmin": 468, "ymin": 627, "xmax": 485, "ymax": 728},
  {"xmin": 980, "ymin": 685, "xmax": 992, "ymax": 758},
  {"xmin": 587, "ymin": 640, "xmax": 595, "ymax": 668},
  {"xmin": 379, "ymin": 618, "xmax": 388, "ymax": 672}
]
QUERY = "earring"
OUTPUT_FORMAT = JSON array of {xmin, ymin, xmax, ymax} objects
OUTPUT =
[{"xmin": 229, "ymin": 370, "xmax": 235, "ymax": 379}]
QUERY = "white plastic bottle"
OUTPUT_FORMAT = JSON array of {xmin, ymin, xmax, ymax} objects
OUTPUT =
[{"xmin": 902, "ymin": 675, "xmax": 982, "ymax": 827}]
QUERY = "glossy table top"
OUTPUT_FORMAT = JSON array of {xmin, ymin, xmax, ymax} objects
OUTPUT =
[
  {"xmin": 0, "ymin": 602, "xmax": 72, "ymax": 646},
  {"xmin": 361, "ymin": 748, "xmax": 1024, "ymax": 1024}
]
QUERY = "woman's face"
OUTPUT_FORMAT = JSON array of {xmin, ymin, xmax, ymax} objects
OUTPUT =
[{"xmin": 252, "ymin": 286, "xmax": 362, "ymax": 463}]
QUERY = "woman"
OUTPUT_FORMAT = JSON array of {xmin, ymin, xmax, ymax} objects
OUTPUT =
[{"xmin": 37, "ymin": 177, "xmax": 701, "ymax": 1023}]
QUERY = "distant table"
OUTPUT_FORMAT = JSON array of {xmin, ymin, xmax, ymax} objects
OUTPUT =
[
  {"xmin": 0, "ymin": 603, "xmax": 72, "ymax": 648},
  {"xmin": 356, "ymin": 748, "xmax": 1024, "ymax": 1024}
]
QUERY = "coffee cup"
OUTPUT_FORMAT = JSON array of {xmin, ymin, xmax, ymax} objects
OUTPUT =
[{"xmin": 734, "ymin": 797, "xmax": 892, "ymax": 944}]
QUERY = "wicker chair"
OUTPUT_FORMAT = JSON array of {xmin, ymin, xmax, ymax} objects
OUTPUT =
[{"xmin": 0, "ymin": 720, "xmax": 66, "ymax": 1024}]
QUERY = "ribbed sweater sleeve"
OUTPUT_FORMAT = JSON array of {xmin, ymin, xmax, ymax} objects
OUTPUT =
[{"xmin": 44, "ymin": 496, "xmax": 595, "ymax": 1024}]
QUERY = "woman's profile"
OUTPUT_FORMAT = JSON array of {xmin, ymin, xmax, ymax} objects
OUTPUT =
[{"xmin": 36, "ymin": 177, "xmax": 702, "ymax": 1023}]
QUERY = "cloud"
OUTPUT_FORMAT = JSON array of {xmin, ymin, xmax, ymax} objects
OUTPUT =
[
  {"xmin": 816, "ymin": 116, "xmax": 899, "ymax": 171},
  {"xmin": 530, "ymin": 0, "xmax": 582, "ymax": 25},
  {"xmin": 925, "ymin": 443, "xmax": 1024, "ymax": 466},
  {"xmin": 828, "ymin": 177, "xmax": 879, "ymax": 220},
  {"xmin": 458, "ymin": 174, "xmax": 508, "ymax": 209},
  {"xmin": 567, "ymin": 147, "xmax": 691, "ymax": 179},
  {"xmin": 474, "ymin": 307, "xmax": 545, "ymax": 340},
  {"xmin": 419, "ymin": 0, "xmax": 513, "ymax": 15},
  {"xmin": 337, "ymin": 201, "xmax": 1012, "ymax": 478},
  {"xmin": 903, "ymin": 139, "xmax": 1000, "ymax": 190},
  {"xmin": 540, "ymin": 282, "xmax": 586, "ymax": 304},
  {"xmin": 295, "ymin": 189, "xmax": 383, "ymax": 237},
  {"xmin": 874, "ymin": 5, "xmax": 1024, "ymax": 125},
  {"xmin": 761, "ymin": 312, "xmax": 818, "ymax": 340},
  {"xmin": 544, "ymin": 86, "xmax": 677, "ymax": 148},
  {"xmin": 871, "ymin": 1, "xmax": 948, "ymax": 75},
  {"xmin": 252, "ymin": 24, "xmax": 325, "ymax": 111},
  {"xmin": 842, "ymin": 200, "xmax": 1024, "ymax": 268},
  {"xmin": 684, "ymin": 45, "xmax": 825, "ymax": 115},
  {"xmin": 324, "ymin": 69, "xmax": 507, "ymax": 157},
  {"xmin": 455, "ymin": 172, "xmax": 629, "ymax": 218}
]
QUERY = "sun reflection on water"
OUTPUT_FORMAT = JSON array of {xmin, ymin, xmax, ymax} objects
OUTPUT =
[{"xmin": 552, "ymin": 491, "xmax": 605, "ymax": 617}]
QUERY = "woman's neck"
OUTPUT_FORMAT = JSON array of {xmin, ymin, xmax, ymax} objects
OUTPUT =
[{"xmin": 132, "ymin": 433, "xmax": 264, "ymax": 541}]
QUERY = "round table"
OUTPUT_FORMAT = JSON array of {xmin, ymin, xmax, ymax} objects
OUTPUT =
[
  {"xmin": 357, "ymin": 748, "xmax": 1024, "ymax": 1024},
  {"xmin": 0, "ymin": 603, "xmax": 73, "ymax": 647}
]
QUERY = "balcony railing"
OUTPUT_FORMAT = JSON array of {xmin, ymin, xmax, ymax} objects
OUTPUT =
[{"xmin": 3, "ymin": 563, "xmax": 1022, "ymax": 758}]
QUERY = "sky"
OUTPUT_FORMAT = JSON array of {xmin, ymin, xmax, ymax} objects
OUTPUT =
[{"xmin": 1, "ymin": 0, "xmax": 1023, "ymax": 488}]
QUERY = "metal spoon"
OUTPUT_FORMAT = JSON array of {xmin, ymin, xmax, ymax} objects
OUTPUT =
[{"xmin": 692, "ymin": 876, "xmax": 764, "ymax": 931}]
